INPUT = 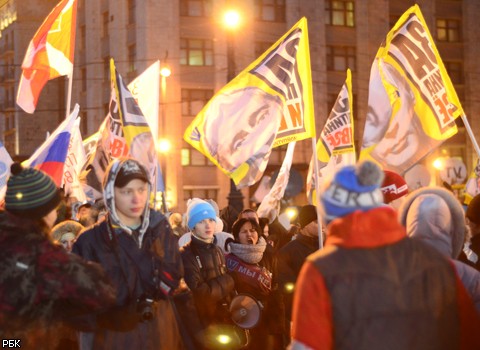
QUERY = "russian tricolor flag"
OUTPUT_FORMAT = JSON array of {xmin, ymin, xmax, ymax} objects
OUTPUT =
[{"xmin": 23, "ymin": 104, "xmax": 79, "ymax": 186}]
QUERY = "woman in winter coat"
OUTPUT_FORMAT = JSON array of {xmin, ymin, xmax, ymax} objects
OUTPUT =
[
  {"xmin": 180, "ymin": 199, "xmax": 241, "ymax": 349},
  {"xmin": 0, "ymin": 163, "xmax": 116, "ymax": 350},
  {"xmin": 398, "ymin": 187, "xmax": 480, "ymax": 312},
  {"xmin": 226, "ymin": 218, "xmax": 286, "ymax": 349}
]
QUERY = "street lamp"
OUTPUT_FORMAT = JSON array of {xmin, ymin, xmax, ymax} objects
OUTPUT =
[{"xmin": 223, "ymin": 8, "xmax": 244, "ymax": 215}]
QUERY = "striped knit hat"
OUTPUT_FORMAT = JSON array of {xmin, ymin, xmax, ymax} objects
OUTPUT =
[{"xmin": 5, "ymin": 163, "xmax": 61, "ymax": 220}]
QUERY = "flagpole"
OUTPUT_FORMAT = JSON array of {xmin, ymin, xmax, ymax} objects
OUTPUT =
[
  {"xmin": 311, "ymin": 137, "xmax": 324, "ymax": 250},
  {"xmin": 65, "ymin": 73, "xmax": 73, "ymax": 119},
  {"xmin": 461, "ymin": 114, "xmax": 480, "ymax": 158}
]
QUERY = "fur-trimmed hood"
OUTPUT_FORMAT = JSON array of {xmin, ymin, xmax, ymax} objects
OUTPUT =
[{"xmin": 398, "ymin": 187, "xmax": 465, "ymax": 258}]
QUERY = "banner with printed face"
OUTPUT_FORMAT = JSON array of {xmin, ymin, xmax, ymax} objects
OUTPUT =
[
  {"xmin": 465, "ymin": 159, "xmax": 480, "ymax": 204},
  {"xmin": 360, "ymin": 5, "xmax": 461, "ymax": 174},
  {"xmin": 184, "ymin": 17, "xmax": 315, "ymax": 188},
  {"xmin": 307, "ymin": 69, "xmax": 355, "ymax": 204}
]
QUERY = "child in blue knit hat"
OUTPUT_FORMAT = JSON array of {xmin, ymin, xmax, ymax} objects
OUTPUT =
[{"xmin": 180, "ymin": 198, "xmax": 241, "ymax": 348}]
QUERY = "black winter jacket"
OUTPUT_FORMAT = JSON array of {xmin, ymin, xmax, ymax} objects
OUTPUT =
[{"xmin": 180, "ymin": 235, "xmax": 235, "ymax": 327}]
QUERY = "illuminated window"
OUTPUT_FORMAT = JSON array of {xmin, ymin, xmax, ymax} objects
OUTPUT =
[
  {"xmin": 325, "ymin": 0, "xmax": 355, "ymax": 27},
  {"xmin": 326, "ymin": 46, "xmax": 356, "ymax": 71},
  {"xmin": 180, "ymin": 0, "xmax": 212, "ymax": 17},
  {"xmin": 180, "ymin": 38, "xmax": 214, "ymax": 66},
  {"xmin": 436, "ymin": 19, "xmax": 461, "ymax": 42},
  {"xmin": 254, "ymin": 0, "xmax": 286, "ymax": 22}
]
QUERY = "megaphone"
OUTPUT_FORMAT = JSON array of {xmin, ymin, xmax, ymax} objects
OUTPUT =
[{"xmin": 229, "ymin": 294, "xmax": 262, "ymax": 329}]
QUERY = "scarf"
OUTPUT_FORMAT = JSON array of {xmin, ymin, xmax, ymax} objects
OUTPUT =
[{"xmin": 228, "ymin": 237, "xmax": 267, "ymax": 264}]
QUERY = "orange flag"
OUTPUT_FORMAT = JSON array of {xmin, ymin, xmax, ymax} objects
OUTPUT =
[{"xmin": 17, "ymin": 0, "xmax": 77, "ymax": 114}]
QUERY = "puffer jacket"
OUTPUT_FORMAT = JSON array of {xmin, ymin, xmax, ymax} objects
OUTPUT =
[
  {"xmin": 180, "ymin": 235, "xmax": 235, "ymax": 327},
  {"xmin": 0, "ymin": 210, "xmax": 116, "ymax": 350},
  {"xmin": 398, "ymin": 187, "xmax": 480, "ymax": 312}
]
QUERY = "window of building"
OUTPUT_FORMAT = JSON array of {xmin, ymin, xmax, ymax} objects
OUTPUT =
[
  {"xmin": 254, "ymin": 41, "xmax": 274, "ymax": 58},
  {"xmin": 80, "ymin": 25, "xmax": 86, "ymax": 50},
  {"xmin": 81, "ymin": 68, "xmax": 87, "ymax": 92},
  {"xmin": 181, "ymin": 144, "xmax": 214, "ymax": 166},
  {"xmin": 103, "ymin": 56, "xmax": 110, "ymax": 80},
  {"xmin": 180, "ymin": 38, "xmax": 214, "ymax": 66},
  {"xmin": 436, "ymin": 19, "xmax": 461, "ymax": 42},
  {"xmin": 326, "ymin": 46, "xmax": 356, "ymax": 71},
  {"xmin": 184, "ymin": 188, "xmax": 218, "ymax": 204},
  {"xmin": 254, "ymin": 0, "xmax": 286, "ymax": 22},
  {"xmin": 444, "ymin": 61, "xmax": 464, "ymax": 85},
  {"xmin": 181, "ymin": 88, "xmax": 213, "ymax": 116},
  {"xmin": 128, "ymin": 44, "xmax": 136, "ymax": 73},
  {"xmin": 5, "ymin": 113, "xmax": 14, "ymax": 131},
  {"xmin": 325, "ymin": 0, "xmax": 355, "ymax": 27},
  {"xmin": 81, "ymin": 111, "xmax": 88, "ymax": 135},
  {"xmin": 180, "ymin": 0, "xmax": 212, "ymax": 17},
  {"xmin": 102, "ymin": 11, "xmax": 109, "ymax": 38},
  {"xmin": 128, "ymin": 0, "xmax": 136, "ymax": 24}
]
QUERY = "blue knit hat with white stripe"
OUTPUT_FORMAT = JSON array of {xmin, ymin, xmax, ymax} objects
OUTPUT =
[
  {"xmin": 5, "ymin": 163, "xmax": 61, "ymax": 220},
  {"xmin": 320, "ymin": 161, "xmax": 385, "ymax": 223},
  {"xmin": 187, "ymin": 198, "xmax": 217, "ymax": 230}
]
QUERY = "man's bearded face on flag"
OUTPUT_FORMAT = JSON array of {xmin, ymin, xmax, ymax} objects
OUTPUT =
[{"xmin": 204, "ymin": 88, "xmax": 282, "ymax": 172}]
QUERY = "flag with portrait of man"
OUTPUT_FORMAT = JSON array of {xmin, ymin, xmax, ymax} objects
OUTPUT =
[
  {"xmin": 359, "ymin": 4, "xmax": 462, "ymax": 175},
  {"xmin": 184, "ymin": 17, "xmax": 315, "ymax": 188}
]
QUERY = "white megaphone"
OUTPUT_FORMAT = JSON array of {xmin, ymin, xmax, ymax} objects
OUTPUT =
[{"xmin": 229, "ymin": 294, "xmax": 263, "ymax": 329}]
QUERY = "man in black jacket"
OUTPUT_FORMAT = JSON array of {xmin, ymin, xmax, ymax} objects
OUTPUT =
[{"xmin": 73, "ymin": 158, "xmax": 201, "ymax": 349}]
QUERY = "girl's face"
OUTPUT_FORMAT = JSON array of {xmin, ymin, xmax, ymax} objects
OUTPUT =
[
  {"xmin": 193, "ymin": 218, "xmax": 216, "ymax": 240},
  {"xmin": 238, "ymin": 222, "xmax": 259, "ymax": 245}
]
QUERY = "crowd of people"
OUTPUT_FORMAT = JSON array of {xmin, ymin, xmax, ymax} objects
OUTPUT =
[{"xmin": 1, "ymin": 158, "xmax": 479, "ymax": 349}]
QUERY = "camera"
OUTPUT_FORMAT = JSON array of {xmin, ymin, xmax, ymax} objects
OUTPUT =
[{"xmin": 137, "ymin": 296, "xmax": 156, "ymax": 322}]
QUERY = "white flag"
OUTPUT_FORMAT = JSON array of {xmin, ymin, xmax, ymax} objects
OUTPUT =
[
  {"xmin": 62, "ymin": 118, "xmax": 87, "ymax": 202},
  {"xmin": 128, "ymin": 61, "xmax": 160, "ymax": 139},
  {"xmin": 257, "ymin": 142, "xmax": 296, "ymax": 223}
]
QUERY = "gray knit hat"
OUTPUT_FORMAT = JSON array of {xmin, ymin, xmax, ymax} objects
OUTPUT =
[{"xmin": 5, "ymin": 163, "xmax": 61, "ymax": 220}]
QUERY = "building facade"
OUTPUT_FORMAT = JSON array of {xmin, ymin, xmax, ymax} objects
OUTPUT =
[{"xmin": 0, "ymin": 0, "xmax": 478, "ymax": 212}]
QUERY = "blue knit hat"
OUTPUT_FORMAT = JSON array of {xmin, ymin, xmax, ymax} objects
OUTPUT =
[
  {"xmin": 187, "ymin": 198, "xmax": 217, "ymax": 229},
  {"xmin": 320, "ymin": 161, "xmax": 384, "ymax": 223}
]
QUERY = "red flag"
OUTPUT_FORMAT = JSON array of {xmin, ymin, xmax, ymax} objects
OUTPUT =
[{"xmin": 17, "ymin": 0, "xmax": 77, "ymax": 113}]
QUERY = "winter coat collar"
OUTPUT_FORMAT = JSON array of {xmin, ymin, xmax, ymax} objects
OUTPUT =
[{"xmin": 325, "ymin": 206, "xmax": 406, "ymax": 248}]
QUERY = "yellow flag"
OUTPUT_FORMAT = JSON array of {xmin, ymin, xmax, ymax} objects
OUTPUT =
[
  {"xmin": 184, "ymin": 17, "xmax": 315, "ymax": 188},
  {"xmin": 360, "ymin": 5, "xmax": 461, "ymax": 174},
  {"xmin": 307, "ymin": 69, "xmax": 355, "ymax": 204}
]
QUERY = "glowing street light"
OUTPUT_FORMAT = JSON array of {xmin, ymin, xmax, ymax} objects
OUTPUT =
[
  {"xmin": 433, "ymin": 158, "xmax": 444, "ymax": 170},
  {"xmin": 160, "ymin": 66, "xmax": 171, "ymax": 77},
  {"xmin": 156, "ymin": 138, "xmax": 171, "ymax": 154},
  {"xmin": 223, "ymin": 9, "xmax": 241, "ymax": 30}
]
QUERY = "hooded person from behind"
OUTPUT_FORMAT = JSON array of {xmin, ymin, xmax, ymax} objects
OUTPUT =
[
  {"xmin": 398, "ymin": 187, "xmax": 480, "ymax": 312},
  {"xmin": 290, "ymin": 161, "xmax": 480, "ymax": 350}
]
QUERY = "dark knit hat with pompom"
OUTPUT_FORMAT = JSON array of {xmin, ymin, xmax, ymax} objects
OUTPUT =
[
  {"xmin": 320, "ymin": 161, "xmax": 385, "ymax": 223},
  {"xmin": 5, "ymin": 163, "xmax": 61, "ymax": 220}
]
